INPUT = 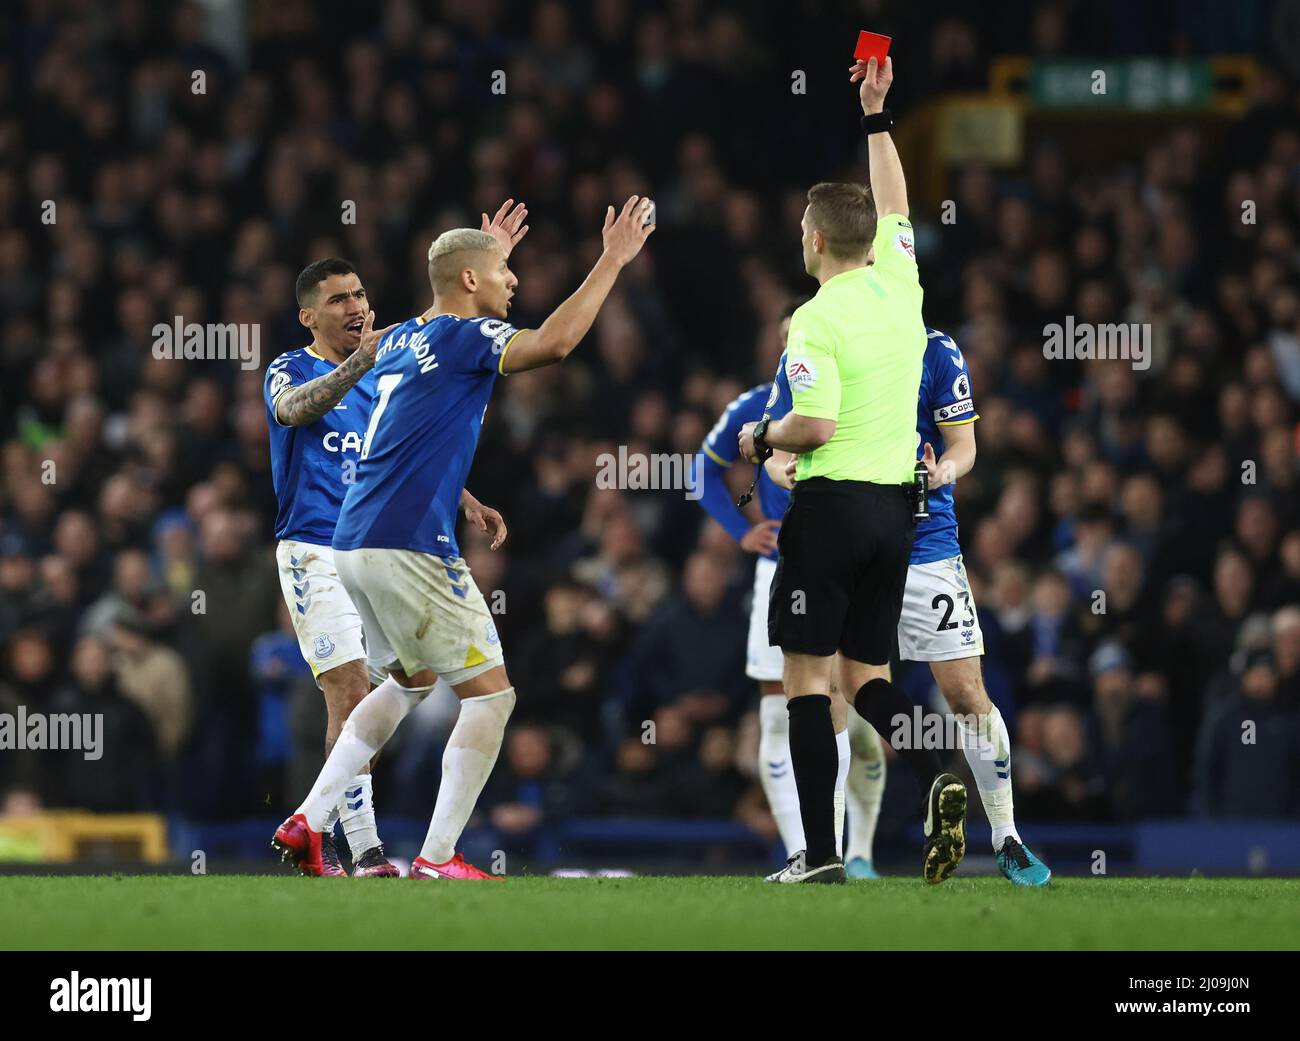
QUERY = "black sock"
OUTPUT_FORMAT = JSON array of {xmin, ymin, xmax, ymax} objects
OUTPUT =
[
  {"xmin": 787, "ymin": 694, "xmax": 839, "ymax": 866},
  {"xmin": 853, "ymin": 678, "xmax": 944, "ymax": 789}
]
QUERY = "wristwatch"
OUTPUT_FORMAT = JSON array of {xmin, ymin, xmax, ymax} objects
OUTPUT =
[{"xmin": 751, "ymin": 418, "xmax": 773, "ymax": 460}]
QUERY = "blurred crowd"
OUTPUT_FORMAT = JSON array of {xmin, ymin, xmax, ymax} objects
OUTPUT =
[{"xmin": 2, "ymin": 1, "xmax": 1299, "ymax": 848}]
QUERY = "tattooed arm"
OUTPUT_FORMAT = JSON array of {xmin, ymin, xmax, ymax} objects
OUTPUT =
[
  {"xmin": 274, "ymin": 312, "xmax": 396, "ymax": 427},
  {"xmin": 275, "ymin": 347, "xmax": 374, "ymax": 427}
]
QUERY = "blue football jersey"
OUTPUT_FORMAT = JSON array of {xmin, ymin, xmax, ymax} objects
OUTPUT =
[
  {"xmin": 702, "ymin": 384, "xmax": 790, "ymax": 522},
  {"xmin": 764, "ymin": 328, "xmax": 977, "ymax": 565},
  {"xmin": 264, "ymin": 347, "xmax": 376, "ymax": 545},
  {"xmin": 332, "ymin": 313, "xmax": 519, "ymax": 557},
  {"xmin": 911, "ymin": 328, "xmax": 978, "ymax": 564}
]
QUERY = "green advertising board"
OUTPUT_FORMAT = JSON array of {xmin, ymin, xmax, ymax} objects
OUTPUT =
[{"xmin": 1030, "ymin": 59, "xmax": 1213, "ymax": 109}]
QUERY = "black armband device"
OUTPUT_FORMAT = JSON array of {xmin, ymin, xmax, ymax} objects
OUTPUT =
[{"xmin": 860, "ymin": 109, "xmax": 894, "ymax": 135}]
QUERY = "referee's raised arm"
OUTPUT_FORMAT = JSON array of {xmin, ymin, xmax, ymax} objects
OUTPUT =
[
  {"xmin": 738, "ymin": 56, "xmax": 965, "ymax": 886},
  {"xmin": 856, "ymin": 56, "xmax": 907, "ymax": 219}
]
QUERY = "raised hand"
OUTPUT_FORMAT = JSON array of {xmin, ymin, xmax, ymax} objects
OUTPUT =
[
  {"xmin": 850, "ymin": 55, "xmax": 893, "ymax": 115},
  {"xmin": 482, "ymin": 199, "xmax": 529, "ymax": 258},
  {"xmin": 356, "ymin": 311, "xmax": 399, "ymax": 367},
  {"xmin": 601, "ymin": 195, "xmax": 656, "ymax": 267}
]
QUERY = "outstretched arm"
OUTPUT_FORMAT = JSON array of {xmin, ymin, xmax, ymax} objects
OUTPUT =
[
  {"xmin": 851, "ymin": 56, "xmax": 907, "ymax": 219},
  {"xmin": 501, "ymin": 196, "xmax": 655, "ymax": 373}
]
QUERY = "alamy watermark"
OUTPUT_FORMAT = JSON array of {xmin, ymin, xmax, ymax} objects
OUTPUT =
[
  {"xmin": 50, "ymin": 973, "xmax": 151, "ymax": 1021},
  {"xmin": 0, "ymin": 706, "xmax": 102, "ymax": 760},
  {"xmin": 152, "ymin": 316, "xmax": 260, "ymax": 370},
  {"xmin": 595, "ymin": 447, "xmax": 702, "ymax": 500},
  {"xmin": 889, "ymin": 706, "xmax": 1000, "ymax": 761},
  {"xmin": 1043, "ymin": 316, "xmax": 1150, "ymax": 371}
]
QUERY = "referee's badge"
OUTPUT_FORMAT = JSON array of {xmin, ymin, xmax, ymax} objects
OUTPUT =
[
  {"xmin": 786, "ymin": 358, "xmax": 817, "ymax": 392},
  {"xmin": 894, "ymin": 230, "xmax": 915, "ymax": 259}
]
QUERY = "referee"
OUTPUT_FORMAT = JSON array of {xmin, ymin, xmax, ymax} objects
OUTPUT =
[{"xmin": 740, "ymin": 55, "xmax": 967, "ymax": 884}]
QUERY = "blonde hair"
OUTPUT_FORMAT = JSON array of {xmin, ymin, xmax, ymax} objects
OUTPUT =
[{"xmin": 427, "ymin": 228, "xmax": 500, "ymax": 292}]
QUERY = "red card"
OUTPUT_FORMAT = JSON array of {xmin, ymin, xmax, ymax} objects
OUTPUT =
[{"xmin": 854, "ymin": 30, "xmax": 891, "ymax": 64}]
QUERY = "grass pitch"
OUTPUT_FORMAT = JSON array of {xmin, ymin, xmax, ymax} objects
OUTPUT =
[{"xmin": 1, "ymin": 875, "xmax": 1297, "ymax": 950}]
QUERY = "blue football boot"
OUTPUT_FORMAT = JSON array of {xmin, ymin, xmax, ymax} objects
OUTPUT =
[
  {"xmin": 845, "ymin": 856, "xmax": 881, "ymax": 879},
  {"xmin": 996, "ymin": 836, "xmax": 1052, "ymax": 886}
]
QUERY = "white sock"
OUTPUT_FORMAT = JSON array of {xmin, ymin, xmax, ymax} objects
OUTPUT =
[
  {"xmin": 833, "ymin": 728, "xmax": 850, "ymax": 858},
  {"xmin": 339, "ymin": 773, "xmax": 381, "ymax": 857},
  {"xmin": 758, "ymin": 694, "xmax": 805, "ymax": 856},
  {"xmin": 955, "ymin": 703, "xmax": 1019, "ymax": 850},
  {"xmin": 420, "ymin": 687, "xmax": 515, "ymax": 864},
  {"xmin": 297, "ymin": 676, "xmax": 428, "ymax": 831},
  {"xmin": 844, "ymin": 712, "xmax": 885, "ymax": 864}
]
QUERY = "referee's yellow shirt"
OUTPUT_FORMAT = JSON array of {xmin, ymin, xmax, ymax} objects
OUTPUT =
[{"xmin": 787, "ymin": 213, "xmax": 926, "ymax": 485}]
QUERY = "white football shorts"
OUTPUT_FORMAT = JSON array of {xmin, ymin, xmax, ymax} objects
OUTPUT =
[
  {"xmin": 334, "ymin": 547, "xmax": 504, "ymax": 688},
  {"xmin": 897, "ymin": 555, "xmax": 985, "ymax": 662},
  {"xmin": 275, "ymin": 539, "xmax": 372, "ymax": 685},
  {"xmin": 746, "ymin": 556, "xmax": 784, "ymax": 681}
]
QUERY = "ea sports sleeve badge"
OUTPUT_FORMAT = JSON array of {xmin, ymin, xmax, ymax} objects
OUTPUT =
[
  {"xmin": 786, "ymin": 356, "xmax": 817, "ymax": 393},
  {"xmin": 893, "ymin": 224, "xmax": 915, "ymax": 261}
]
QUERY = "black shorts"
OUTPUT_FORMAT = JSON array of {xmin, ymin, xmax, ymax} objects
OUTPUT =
[{"xmin": 768, "ymin": 476, "xmax": 915, "ymax": 665}]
